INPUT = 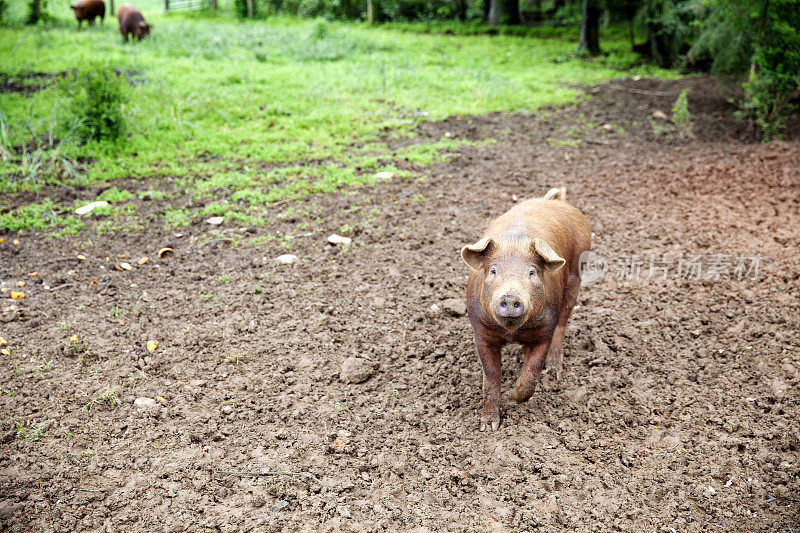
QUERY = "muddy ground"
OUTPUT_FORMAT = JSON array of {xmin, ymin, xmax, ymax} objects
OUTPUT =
[{"xmin": 1, "ymin": 76, "xmax": 798, "ymax": 531}]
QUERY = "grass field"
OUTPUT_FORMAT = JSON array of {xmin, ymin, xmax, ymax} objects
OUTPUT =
[{"xmin": 0, "ymin": 0, "xmax": 675, "ymax": 234}]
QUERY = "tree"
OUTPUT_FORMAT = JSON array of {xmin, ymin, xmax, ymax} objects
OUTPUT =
[
  {"xmin": 712, "ymin": 0, "xmax": 800, "ymax": 139},
  {"xmin": 633, "ymin": 0, "xmax": 694, "ymax": 67},
  {"xmin": 487, "ymin": 0, "xmax": 520, "ymax": 25},
  {"xmin": 577, "ymin": 0, "xmax": 602, "ymax": 54},
  {"xmin": 607, "ymin": 0, "xmax": 642, "ymax": 49},
  {"xmin": 27, "ymin": 0, "xmax": 43, "ymax": 24},
  {"xmin": 453, "ymin": 0, "xmax": 467, "ymax": 21}
]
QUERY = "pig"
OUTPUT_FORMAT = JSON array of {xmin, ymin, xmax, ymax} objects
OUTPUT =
[
  {"xmin": 461, "ymin": 187, "xmax": 591, "ymax": 431},
  {"xmin": 70, "ymin": 0, "xmax": 105, "ymax": 27},
  {"xmin": 117, "ymin": 4, "xmax": 150, "ymax": 42}
]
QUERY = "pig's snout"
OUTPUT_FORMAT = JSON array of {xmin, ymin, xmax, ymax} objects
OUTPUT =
[{"xmin": 497, "ymin": 293, "xmax": 525, "ymax": 319}]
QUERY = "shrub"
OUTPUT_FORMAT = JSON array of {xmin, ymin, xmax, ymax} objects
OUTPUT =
[
  {"xmin": 690, "ymin": 0, "xmax": 800, "ymax": 140},
  {"xmin": 63, "ymin": 65, "xmax": 128, "ymax": 142},
  {"xmin": 234, "ymin": 0, "xmax": 249, "ymax": 18},
  {"xmin": 743, "ymin": 1, "xmax": 800, "ymax": 140},
  {"xmin": 633, "ymin": 0, "xmax": 699, "ymax": 68},
  {"xmin": 671, "ymin": 88, "xmax": 692, "ymax": 139}
]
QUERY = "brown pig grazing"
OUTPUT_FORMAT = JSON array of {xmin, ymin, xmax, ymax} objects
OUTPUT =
[
  {"xmin": 70, "ymin": 0, "xmax": 105, "ymax": 27},
  {"xmin": 461, "ymin": 187, "xmax": 591, "ymax": 431},
  {"xmin": 117, "ymin": 4, "xmax": 150, "ymax": 42}
]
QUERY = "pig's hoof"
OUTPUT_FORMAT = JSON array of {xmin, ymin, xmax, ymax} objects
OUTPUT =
[
  {"xmin": 480, "ymin": 409, "xmax": 500, "ymax": 431},
  {"xmin": 545, "ymin": 350, "xmax": 563, "ymax": 381},
  {"xmin": 543, "ymin": 366, "xmax": 561, "ymax": 381},
  {"xmin": 508, "ymin": 388, "xmax": 532, "ymax": 404},
  {"xmin": 480, "ymin": 417, "xmax": 500, "ymax": 432}
]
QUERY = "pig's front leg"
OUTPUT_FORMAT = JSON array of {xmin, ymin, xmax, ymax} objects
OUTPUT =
[
  {"xmin": 509, "ymin": 342, "xmax": 550, "ymax": 404},
  {"xmin": 475, "ymin": 338, "xmax": 502, "ymax": 431},
  {"xmin": 546, "ymin": 273, "xmax": 581, "ymax": 380}
]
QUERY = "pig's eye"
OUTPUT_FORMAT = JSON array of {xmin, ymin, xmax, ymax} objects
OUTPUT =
[
  {"xmin": 489, "ymin": 267, "xmax": 496, "ymax": 275},
  {"xmin": 529, "ymin": 269, "xmax": 536, "ymax": 277}
]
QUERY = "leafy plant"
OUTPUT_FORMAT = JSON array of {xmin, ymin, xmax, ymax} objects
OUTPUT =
[
  {"xmin": 0, "ymin": 199, "xmax": 57, "ymax": 231},
  {"xmin": 98, "ymin": 186, "xmax": 134, "ymax": 203},
  {"xmin": 83, "ymin": 387, "xmax": 120, "ymax": 410},
  {"xmin": 742, "ymin": 0, "xmax": 800, "ymax": 140},
  {"xmin": 690, "ymin": 0, "xmax": 800, "ymax": 140},
  {"xmin": 16, "ymin": 423, "xmax": 47, "ymax": 442},
  {"xmin": 33, "ymin": 359, "xmax": 54, "ymax": 374},
  {"xmin": 671, "ymin": 88, "xmax": 692, "ymax": 139},
  {"xmin": 633, "ymin": 0, "xmax": 699, "ymax": 68},
  {"xmin": 234, "ymin": 0, "xmax": 250, "ymax": 18},
  {"xmin": 63, "ymin": 65, "xmax": 128, "ymax": 142},
  {"xmin": 0, "ymin": 108, "xmax": 81, "ymax": 190}
]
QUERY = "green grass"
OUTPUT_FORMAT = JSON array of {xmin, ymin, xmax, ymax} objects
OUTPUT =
[{"xmin": 0, "ymin": 0, "xmax": 677, "ymax": 233}]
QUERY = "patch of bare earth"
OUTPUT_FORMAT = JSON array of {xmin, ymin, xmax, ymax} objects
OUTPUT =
[{"xmin": 1, "ymin": 75, "xmax": 798, "ymax": 531}]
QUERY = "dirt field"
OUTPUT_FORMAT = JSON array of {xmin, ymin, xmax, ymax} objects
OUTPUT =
[{"xmin": 1, "ymin": 76, "xmax": 798, "ymax": 531}]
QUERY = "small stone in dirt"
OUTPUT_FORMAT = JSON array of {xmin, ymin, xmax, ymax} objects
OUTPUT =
[
  {"xmin": 134, "ymin": 397, "xmax": 156, "ymax": 407},
  {"xmin": 0, "ymin": 502, "xmax": 22, "ymax": 521},
  {"xmin": 0, "ymin": 430, "xmax": 15, "ymax": 444},
  {"xmin": 221, "ymin": 405, "xmax": 233, "ymax": 415},
  {"xmin": 652, "ymin": 110, "xmax": 668, "ymax": 120},
  {"xmin": 770, "ymin": 378, "xmax": 788, "ymax": 398},
  {"xmin": 327, "ymin": 234, "xmax": 352, "ymax": 246},
  {"xmin": 440, "ymin": 298, "xmax": 467, "ymax": 317},
  {"xmin": 374, "ymin": 171, "xmax": 395, "ymax": 181},
  {"xmin": 273, "ymin": 254, "xmax": 299, "ymax": 266},
  {"xmin": 133, "ymin": 397, "xmax": 160, "ymax": 415},
  {"xmin": 428, "ymin": 303, "xmax": 441, "ymax": 316},
  {"xmin": 115, "ymin": 262, "xmax": 134, "ymax": 271},
  {"xmin": 75, "ymin": 201, "xmax": 109, "ymax": 216},
  {"xmin": 189, "ymin": 379, "xmax": 207, "ymax": 387},
  {"xmin": 206, "ymin": 216, "xmax": 224, "ymax": 225},
  {"xmin": 339, "ymin": 357, "xmax": 376, "ymax": 384},
  {"xmin": 705, "ymin": 485, "xmax": 717, "ymax": 497},
  {"xmin": 297, "ymin": 356, "xmax": 315, "ymax": 370},
  {"xmin": 601, "ymin": 123, "xmax": 614, "ymax": 131},
  {"xmin": 252, "ymin": 494, "xmax": 266, "ymax": 508}
]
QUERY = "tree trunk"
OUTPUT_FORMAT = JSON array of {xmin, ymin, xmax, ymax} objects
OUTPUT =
[
  {"xmin": 367, "ymin": 0, "xmax": 373, "ymax": 23},
  {"xmin": 488, "ymin": 0, "xmax": 520, "ymax": 25},
  {"xmin": 246, "ymin": 0, "xmax": 253, "ymax": 17},
  {"xmin": 482, "ymin": 0, "xmax": 490, "ymax": 23},
  {"xmin": 109, "ymin": 0, "xmax": 114, "ymax": 19},
  {"xmin": 27, "ymin": 0, "xmax": 41, "ymax": 24},
  {"xmin": 210, "ymin": 0, "xmax": 217, "ymax": 9},
  {"xmin": 577, "ymin": 0, "xmax": 601, "ymax": 55},
  {"xmin": 454, "ymin": 0, "xmax": 467, "ymax": 21},
  {"xmin": 627, "ymin": 19, "xmax": 634, "ymax": 50}
]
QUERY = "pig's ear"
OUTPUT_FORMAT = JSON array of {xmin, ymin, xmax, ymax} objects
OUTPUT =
[
  {"xmin": 460, "ymin": 237, "xmax": 493, "ymax": 270},
  {"xmin": 533, "ymin": 238, "xmax": 566, "ymax": 272}
]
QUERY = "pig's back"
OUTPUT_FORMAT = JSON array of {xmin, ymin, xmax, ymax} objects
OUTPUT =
[
  {"xmin": 117, "ymin": 4, "xmax": 141, "ymax": 22},
  {"xmin": 487, "ymin": 198, "xmax": 590, "ymax": 262},
  {"xmin": 74, "ymin": 0, "xmax": 104, "ymax": 15}
]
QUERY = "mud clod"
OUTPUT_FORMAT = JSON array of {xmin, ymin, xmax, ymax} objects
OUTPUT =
[{"xmin": 339, "ymin": 357, "xmax": 376, "ymax": 384}]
